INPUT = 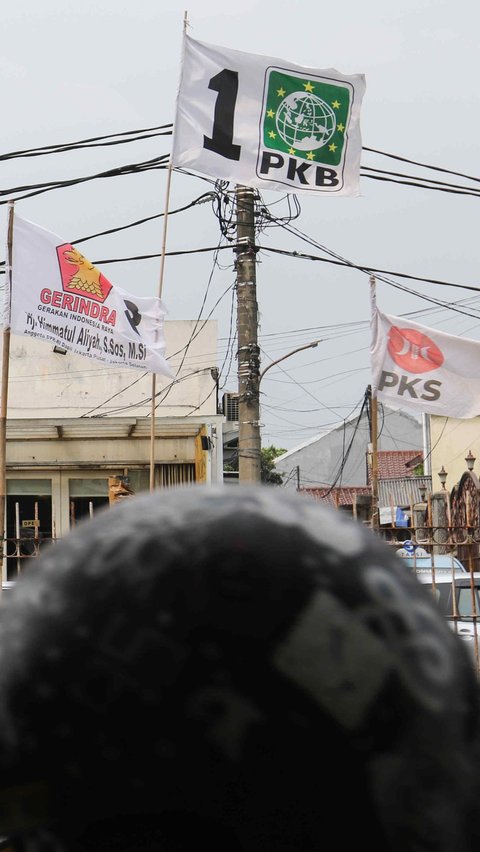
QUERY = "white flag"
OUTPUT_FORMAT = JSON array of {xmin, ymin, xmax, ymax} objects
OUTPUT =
[
  {"xmin": 5, "ymin": 215, "xmax": 174, "ymax": 378},
  {"xmin": 371, "ymin": 308, "xmax": 480, "ymax": 418},
  {"xmin": 171, "ymin": 35, "xmax": 365, "ymax": 197}
]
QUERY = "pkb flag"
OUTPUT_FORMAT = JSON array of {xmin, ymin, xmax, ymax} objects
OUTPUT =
[{"xmin": 171, "ymin": 36, "xmax": 365, "ymax": 196}]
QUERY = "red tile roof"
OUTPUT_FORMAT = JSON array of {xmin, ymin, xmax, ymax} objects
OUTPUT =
[
  {"xmin": 368, "ymin": 450, "xmax": 423, "ymax": 482},
  {"xmin": 301, "ymin": 486, "xmax": 371, "ymax": 507},
  {"xmin": 300, "ymin": 451, "xmax": 423, "ymax": 507}
]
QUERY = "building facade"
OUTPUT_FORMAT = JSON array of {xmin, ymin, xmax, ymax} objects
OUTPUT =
[
  {"xmin": 429, "ymin": 414, "xmax": 480, "ymax": 491},
  {"xmin": 274, "ymin": 406, "xmax": 423, "ymax": 490},
  {"xmin": 2, "ymin": 322, "xmax": 223, "ymax": 579}
]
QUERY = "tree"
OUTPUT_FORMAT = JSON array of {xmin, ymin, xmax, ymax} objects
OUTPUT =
[
  {"xmin": 223, "ymin": 444, "xmax": 286, "ymax": 485},
  {"xmin": 261, "ymin": 445, "xmax": 286, "ymax": 485}
]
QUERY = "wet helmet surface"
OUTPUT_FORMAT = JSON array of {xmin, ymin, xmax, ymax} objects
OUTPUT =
[{"xmin": 0, "ymin": 486, "xmax": 478, "ymax": 851}]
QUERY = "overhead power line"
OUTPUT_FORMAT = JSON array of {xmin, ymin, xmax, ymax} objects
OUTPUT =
[
  {"xmin": 0, "ymin": 125, "xmax": 173, "ymax": 162},
  {"xmin": 360, "ymin": 165, "xmax": 480, "ymax": 197},
  {"xmin": 360, "ymin": 172, "xmax": 480, "ymax": 198},
  {"xmin": 71, "ymin": 192, "xmax": 216, "ymax": 244},
  {"xmin": 0, "ymin": 154, "xmax": 170, "ymax": 205},
  {"xmin": 362, "ymin": 145, "xmax": 480, "ymax": 184},
  {"xmin": 258, "ymin": 245, "xmax": 480, "ymax": 293},
  {"xmin": 92, "ymin": 244, "xmax": 234, "ymax": 265},
  {"xmin": 0, "ymin": 236, "xmax": 477, "ymax": 305},
  {"xmin": 0, "ymin": 124, "xmax": 473, "ymax": 183}
]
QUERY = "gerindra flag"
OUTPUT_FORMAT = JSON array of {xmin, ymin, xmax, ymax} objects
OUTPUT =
[
  {"xmin": 171, "ymin": 35, "xmax": 365, "ymax": 196},
  {"xmin": 5, "ymin": 215, "xmax": 174, "ymax": 378},
  {"xmin": 371, "ymin": 308, "xmax": 480, "ymax": 418}
]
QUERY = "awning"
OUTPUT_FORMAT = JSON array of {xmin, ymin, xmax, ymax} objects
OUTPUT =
[{"xmin": 5, "ymin": 415, "xmax": 223, "ymax": 442}]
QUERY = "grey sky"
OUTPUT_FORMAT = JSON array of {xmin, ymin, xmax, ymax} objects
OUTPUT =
[{"xmin": 0, "ymin": 0, "xmax": 479, "ymax": 449}]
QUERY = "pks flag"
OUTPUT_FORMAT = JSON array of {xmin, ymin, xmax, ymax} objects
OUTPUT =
[
  {"xmin": 171, "ymin": 35, "xmax": 365, "ymax": 197},
  {"xmin": 371, "ymin": 308, "xmax": 480, "ymax": 418},
  {"xmin": 5, "ymin": 215, "xmax": 174, "ymax": 378}
]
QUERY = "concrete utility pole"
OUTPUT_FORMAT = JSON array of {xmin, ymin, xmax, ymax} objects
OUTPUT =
[{"xmin": 235, "ymin": 185, "xmax": 261, "ymax": 483}]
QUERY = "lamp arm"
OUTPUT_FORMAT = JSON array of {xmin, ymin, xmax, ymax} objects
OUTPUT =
[{"xmin": 259, "ymin": 340, "xmax": 322, "ymax": 384}]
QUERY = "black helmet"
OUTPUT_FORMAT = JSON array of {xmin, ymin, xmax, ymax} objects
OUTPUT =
[{"xmin": 0, "ymin": 485, "xmax": 479, "ymax": 852}]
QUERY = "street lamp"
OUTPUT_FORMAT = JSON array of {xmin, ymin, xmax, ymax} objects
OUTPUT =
[
  {"xmin": 237, "ymin": 340, "xmax": 323, "ymax": 482},
  {"xmin": 438, "ymin": 465, "xmax": 448, "ymax": 490},
  {"xmin": 259, "ymin": 340, "xmax": 323, "ymax": 384},
  {"xmin": 465, "ymin": 450, "xmax": 476, "ymax": 471}
]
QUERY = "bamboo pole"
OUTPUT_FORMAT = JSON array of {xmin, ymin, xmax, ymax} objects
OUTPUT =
[
  {"xmin": 369, "ymin": 276, "xmax": 379, "ymax": 529},
  {"xmin": 149, "ymin": 161, "xmax": 173, "ymax": 492},
  {"xmin": 149, "ymin": 11, "xmax": 188, "ymax": 491},
  {"xmin": 15, "ymin": 502, "xmax": 20, "ymax": 575},
  {"xmin": 34, "ymin": 500, "xmax": 39, "ymax": 548},
  {"xmin": 0, "ymin": 202, "xmax": 14, "ymax": 594},
  {"xmin": 52, "ymin": 501, "xmax": 57, "ymax": 542}
]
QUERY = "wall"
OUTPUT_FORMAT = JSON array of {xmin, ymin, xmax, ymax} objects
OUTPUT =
[
  {"xmin": 0, "ymin": 322, "xmax": 224, "ymax": 553},
  {"xmin": 275, "ymin": 407, "xmax": 423, "ymax": 489},
  {"xmin": 6, "ymin": 320, "xmax": 219, "ymax": 418},
  {"xmin": 6, "ymin": 434, "xmax": 198, "ymax": 466},
  {"xmin": 429, "ymin": 415, "xmax": 480, "ymax": 489}
]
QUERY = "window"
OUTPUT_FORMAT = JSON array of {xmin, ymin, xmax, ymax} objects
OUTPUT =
[
  {"xmin": 457, "ymin": 586, "xmax": 480, "ymax": 618},
  {"xmin": 69, "ymin": 478, "xmax": 109, "ymax": 525},
  {"xmin": 158, "ymin": 463, "xmax": 196, "ymax": 487},
  {"xmin": 6, "ymin": 479, "xmax": 52, "ymax": 578}
]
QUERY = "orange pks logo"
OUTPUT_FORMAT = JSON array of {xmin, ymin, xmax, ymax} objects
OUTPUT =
[{"xmin": 387, "ymin": 325, "xmax": 444, "ymax": 374}]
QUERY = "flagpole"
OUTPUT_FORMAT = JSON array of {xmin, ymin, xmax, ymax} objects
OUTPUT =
[
  {"xmin": 422, "ymin": 413, "xmax": 432, "ymax": 477},
  {"xmin": 0, "ymin": 202, "xmax": 14, "ymax": 592},
  {"xmin": 149, "ymin": 11, "xmax": 188, "ymax": 491},
  {"xmin": 149, "ymin": 162, "xmax": 174, "ymax": 492},
  {"xmin": 369, "ymin": 274, "xmax": 379, "ymax": 529}
]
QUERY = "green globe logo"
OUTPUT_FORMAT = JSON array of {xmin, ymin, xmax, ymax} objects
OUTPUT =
[
  {"xmin": 276, "ymin": 92, "xmax": 336, "ymax": 151},
  {"xmin": 261, "ymin": 69, "xmax": 351, "ymax": 166}
]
